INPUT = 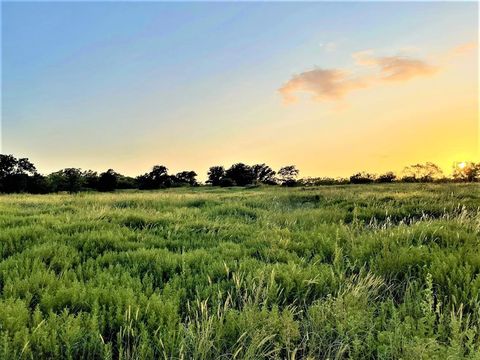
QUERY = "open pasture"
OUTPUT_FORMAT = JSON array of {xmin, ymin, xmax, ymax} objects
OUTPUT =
[{"xmin": 0, "ymin": 184, "xmax": 479, "ymax": 359}]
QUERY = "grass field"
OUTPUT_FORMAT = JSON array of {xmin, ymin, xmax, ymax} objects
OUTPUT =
[{"xmin": 0, "ymin": 184, "xmax": 479, "ymax": 359}]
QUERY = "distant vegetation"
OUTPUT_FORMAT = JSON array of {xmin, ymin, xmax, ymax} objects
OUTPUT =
[
  {"xmin": 0, "ymin": 184, "xmax": 479, "ymax": 358},
  {"xmin": 0, "ymin": 154, "xmax": 479, "ymax": 194}
]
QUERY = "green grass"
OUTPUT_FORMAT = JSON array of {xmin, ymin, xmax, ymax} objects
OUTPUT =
[{"xmin": 1, "ymin": 184, "xmax": 479, "ymax": 359}]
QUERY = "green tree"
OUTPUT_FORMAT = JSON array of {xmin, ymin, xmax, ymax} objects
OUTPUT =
[{"xmin": 48, "ymin": 168, "xmax": 83, "ymax": 193}]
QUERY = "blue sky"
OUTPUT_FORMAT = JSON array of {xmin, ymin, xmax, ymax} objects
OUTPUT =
[{"xmin": 1, "ymin": 1, "xmax": 478, "ymax": 177}]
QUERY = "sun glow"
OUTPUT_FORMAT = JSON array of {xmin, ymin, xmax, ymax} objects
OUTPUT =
[{"xmin": 458, "ymin": 162, "xmax": 467, "ymax": 169}]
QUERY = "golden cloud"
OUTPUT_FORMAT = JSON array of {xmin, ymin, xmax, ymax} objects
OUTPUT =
[
  {"xmin": 278, "ymin": 68, "xmax": 368, "ymax": 103},
  {"xmin": 279, "ymin": 44, "xmax": 472, "ymax": 103},
  {"xmin": 367, "ymin": 55, "xmax": 437, "ymax": 81}
]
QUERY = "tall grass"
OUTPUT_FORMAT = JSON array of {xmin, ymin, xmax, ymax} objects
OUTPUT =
[{"xmin": 0, "ymin": 184, "xmax": 479, "ymax": 359}]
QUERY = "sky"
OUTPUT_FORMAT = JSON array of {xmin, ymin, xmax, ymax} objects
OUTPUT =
[{"xmin": 1, "ymin": 1, "xmax": 478, "ymax": 179}]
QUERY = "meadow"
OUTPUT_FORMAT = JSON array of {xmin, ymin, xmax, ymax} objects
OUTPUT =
[{"xmin": 0, "ymin": 184, "xmax": 479, "ymax": 359}]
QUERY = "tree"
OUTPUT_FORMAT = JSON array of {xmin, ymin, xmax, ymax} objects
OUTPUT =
[
  {"xmin": 97, "ymin": 169, "xmax": 118, "ymax": 192},
  {"xmin": 175, "ymin": 171, "xmax": 198, "ymax": 186},
  {"xmin": 402, "ymin": 162, "xmax": 443, "ymax": 182},
  {"xmin": 452, "ymin": 162, "xmax": 480, "ymax": 182},
  {"xmin": 298, "ymin": 177, "xmax": 347, "ymax": 186},
  {"xmin": 350, "ymin": 172, "xmax": 375, "ymax": 184},
  {"xmin": 219, "ymin": 177, "xmax": 235, "ymax": 187},
  {"xmin": 206, "ymin": 166, "xmax": 225, "ymax": 186},
  {"xmin": 137, "ymin": 165, "xmax": 171, "ymax": 189},
  {"xmin": 83, "ymin": 170, "xmax": 99, "ymax": 190},
  {"xmin": 0, "ymin": 155, "xmax": 36, "ymax": 177},
  {"xmin": 1, "ymin": 173, "xmax": 29, "ymax": 193},
  {"xmin": 0, "ymin": 155, "xmax": 18, "ymax": 179},
  {"xmin": 48, "ymin": 168, "xmax": 83, "ymax": 193},
  {"xmin": 278, "ymin": 165, "xmax": 299, "ymax": 186},
  {"xmin": 151, "ymin": 165, "xmax": 168, "ymax": 180},
  {"xmin": 117, "ymin": 175, "xmax": 138, "ymax": 189},
  {"xmin": 27, "ymin": 173, "xmax": 51, "ymax": 194},
  {"xmin": 63, "ymin": 168, "xmax": 84, "ymax": 193},
  {"xmin": 225, "ymin": 163, "xmax": 255, "ymax": 186},
  {"xmin": 0, "ymin": 155, "xmax": 37, "ymax": 193},
  {"xmin": 377, "ymin": 172, "xmax": 396, "ymax": 183},
  {"xmin": 252, "ymin": 163, "xmax": 276, "ymax": 185},
  {"xmin": 17, "ymin": 158, "xmax": 37, "ymax": 175}
]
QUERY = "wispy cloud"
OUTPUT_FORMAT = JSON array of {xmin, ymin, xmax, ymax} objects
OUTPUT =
[
  {"xmin": 362, "ymin": 55, "xmax": 437, "ymax": 82},
  {"xmin": 278, "ymin": 68, "xmax": 368, "ymax": 103},
  {"xmin": 279, "ymin": 43, "xmax": 471, "ymax": 104},
  {"xmin": 446, "ymin": 42, "xmax": 477, "ymax": 60}
]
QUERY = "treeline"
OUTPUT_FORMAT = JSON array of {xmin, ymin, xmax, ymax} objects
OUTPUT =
[
  {"xmin": 302, "ymin": 162, "xmax": 480, "ymax": 185},
  {"xmin": 0, "ymin": 155, "xmax": 197, "ymax": 194},
  {"xmin": 0, "ymin": 154, "xmax": 479, "ymax": 194}
]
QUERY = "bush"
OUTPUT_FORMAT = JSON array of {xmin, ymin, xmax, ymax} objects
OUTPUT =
[
  {"xmin": 377, "ymin": 172, "xmax": 396, "ymax": 183},
  {"xmin": 350, "ymin": 172, "xmax": 375, "ymax": 184}
]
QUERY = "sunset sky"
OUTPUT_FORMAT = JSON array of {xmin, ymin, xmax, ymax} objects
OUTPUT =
[{"xmin": 1, "ymin": 1, "xmax": 478, "ymax": 179}]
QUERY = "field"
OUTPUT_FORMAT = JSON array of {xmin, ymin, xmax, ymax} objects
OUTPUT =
[{"xmin": 0, "ymin": 184, "xmax": 479, "ymax": 359}]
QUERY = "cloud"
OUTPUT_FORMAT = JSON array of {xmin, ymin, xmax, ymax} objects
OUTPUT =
[
  {"xmin": 366, "ymin": 55, "xmax": 437, "ymax": 81},
  {"xmin": 443, "ymin": 42, "xmax": 477, "ymax": 63},
  {"xmin": 278, "ymin": 68, "xmax": 369, "ymax": 103},
  {"xmin": 451, "ymin": 42, "xmax": 476, "ymax": 56},
  {"xmin": 280, "ymin": 48, "xmax": 442, "ymax": 103},
  {"xmin": 353, "ymin": 51, "xmax": 437, "ymax": 80}
]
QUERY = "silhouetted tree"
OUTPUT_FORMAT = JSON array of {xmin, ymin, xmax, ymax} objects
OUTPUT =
[
  {"xmin": 46, "ymin": 172, "xmax": 63, "ymax": 192},
  {"xmin": 17, "ymin": 158, "xmax": 37, "ymax": 174},
  {"xmin": 278, "ymin": 165, "xmax": 299, "ymax": 186},
  {"xmin": 117, "ymin": 175, "xmax": 137, "ymax": 189},
  {"xmin": 452, "ymin": 162, "xmax": 480, "ymax": 182},
  {"xmin": 137, "ymin": 165, "xmax": 171, "ymax": 189},
  {"xmin": 206, "ymin": 166, "xmax": 225, "ymax": 186},
  {"xmin": 1, "ymin": 174, "xmax": 29, "ymax": 193},
  {"xmin": 377, "ymin": 172, "xmax": 396, "ymax": 183},
  {"xmin": 0, "ymin": 155, "xmax": 17, "ymax": 179},
  {"xmin": 64, "ymin": 168, "xmax": 84, "ymax": 193},
  {"xmin": 151, "ymin": 165, "xmax": 168, "ymax": 179},
  {"xmin": 350, "ymin": 172, "xmax": 375, "ymax": 184},
  {"xmin": 252, "ymin": 163, "xmax": 277, "ymax": 185},
  {"xmin": 225, "ymin": 163, "xmax": 255, "ymax": 186},
  {"xmin": 83, "ymin": 170, "xmax": 99, "ymax": 190},
  {"xmin": 175, "ymin": 171, "xmax": 198, "ymax": 186},
  {"xmin": 27, "ymin": 173, "xmax": 51, "ymax": 194},
  {"xmin": 299, "ymin": 177, "xmax": 349, "ymax": 186},
  {"xmin": 0, "ymin": 155, "xmax": 37, "ymax": 193},
  {"xmin": 402, "ymin": 162, "xmax": 443, "ymax": 182},
  {"xmin": 137, "ymin": 174, "xmax": 153, "ymax": 190},
  {"xmin": 219, "ymin": 177, "xmax": 235, "ymax": 187},
  {"xmin": 97, "ymin": 169, "xmax": 118, "ymax": 192}
]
